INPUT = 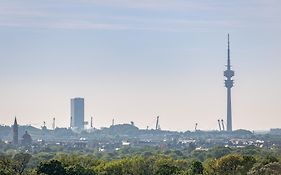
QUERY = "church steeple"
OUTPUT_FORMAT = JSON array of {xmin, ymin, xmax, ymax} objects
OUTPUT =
[{"xmin": 13, "ymin": 117, "xmax": 18, "ymax": 145}]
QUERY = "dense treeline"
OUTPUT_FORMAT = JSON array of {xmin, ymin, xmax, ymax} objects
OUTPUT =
[{"xmin": 2, "ymin": 146, "xmax": 281, "ymax": 175}]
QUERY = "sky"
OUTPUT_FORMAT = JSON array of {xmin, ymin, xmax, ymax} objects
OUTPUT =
[{"xmin": 0, "ymin": 0, "xmax": 281, "ymax": 131}]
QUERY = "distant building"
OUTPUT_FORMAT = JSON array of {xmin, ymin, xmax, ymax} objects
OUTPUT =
[
  {"xmin": 270, "ymin": 128, "xmax": 281, "ymax": 135},
  {"xmin": 22, "ymin": 131, "xmax": 32, "ymax": 146},
  {"xmin": 13, "ymin": 117, "xmax": 18, "ymax": 145},
  {"xmin": 71, "ymin": 97, "xmax": 85, "ymax": 130}
]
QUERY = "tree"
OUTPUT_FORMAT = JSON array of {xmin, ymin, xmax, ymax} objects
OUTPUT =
[
  {"xmin": 215, "ymin": 154, "xmax": 242, "ymax": 175},
  {"xmin": 203, "ymin": 158, "xmax": 217, "ymax": 175},
  {"xmin": 0, "ymin": 154, "xmax": 13, "ymax": 175},
  {"xmin": 153, "ymin": 157, "xmax": 179, "ymax": 175},
  {"xmin": 124, "ymin": 156, "xmax": 152, "ymax": 175},
  {"xmin": 37, "ymin": 160, "xmax": 66, "ymax": 175},
  {"xmin": 209, "ymin": 147, "xmax": 232, "ymax": 159},
  {"xmin": 188, "ymin": 143, "xmax": 196, "ymax": 153},
  {"xmin": 155, "ymin": 163, "xmax": 178, "ymax": 175},
  {"xmin": 66, "ymin": 164, "xmax": 96, "ymax": 175},
  {"xmin": 12, "ymin": 153, "xmax": 32, "ymax": 175},
  {"xmin": 248, "ymin": 162, "xmax": 281, "ymax": 175},
  {"xmin": 189, "ymin": 161, "xmax": 204, "ymax": 175},
  {"xmin": 238, "ymin": 155, "xmax": 256, "ymax": 174},
  {"xmin": 262, "ymin": 155, "xmax": 279, "ymax": 165},
  {"xmin": 95, "ymin": 160, "xmax": 123, "ymax": 175}
]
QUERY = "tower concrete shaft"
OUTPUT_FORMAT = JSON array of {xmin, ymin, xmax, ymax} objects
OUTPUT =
[{"xmin": 224, "ymin": 34, "xmax": 234, "ymax": 132}]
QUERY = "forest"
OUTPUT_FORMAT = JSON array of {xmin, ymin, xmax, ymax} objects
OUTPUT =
[{"xmin": 1, "ymin": 145, "xmax": 281, "ymax": 175}]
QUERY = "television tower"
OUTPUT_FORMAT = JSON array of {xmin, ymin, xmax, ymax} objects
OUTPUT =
[{"xmin": 224, "ymin": 34, "xmax": 235, "ymax": 131}]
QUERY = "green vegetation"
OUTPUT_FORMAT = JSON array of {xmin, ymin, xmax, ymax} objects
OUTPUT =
[{"xmin": 2, "ymin": 146, "xmax": 281, "ymax": 175}]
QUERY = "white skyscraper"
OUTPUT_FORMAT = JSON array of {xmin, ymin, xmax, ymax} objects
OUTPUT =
[{"xmin": 71, "ymin": 97, "xmax": 84, "ymax": 130}]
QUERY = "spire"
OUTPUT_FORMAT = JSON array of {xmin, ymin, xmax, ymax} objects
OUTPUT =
[
  {"xmin": 227, "ymin": 33, "xmax": 231, "ymax": 70},
  {"xmin": 14, "ymin": 117, "xmax": 17, "ymax": 125},
  {"xmin": 13, "ymin": 116, "xmax": 19, "ymax": 145}
]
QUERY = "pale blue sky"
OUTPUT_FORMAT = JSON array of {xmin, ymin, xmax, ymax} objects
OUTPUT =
[{"xmin": 0, "ymin": 0, "xmax": 281, "ymax": 131}]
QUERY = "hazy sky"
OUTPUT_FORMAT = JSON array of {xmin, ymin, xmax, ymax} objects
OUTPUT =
[{"xmin": 0, "ymin": 0, "xmax": 281, "ymax": 131}]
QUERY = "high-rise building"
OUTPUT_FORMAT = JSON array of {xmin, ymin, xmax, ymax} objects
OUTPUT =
[
  {"xmin": 13, "ymin": 117, "xmax": 18, "ymax": 145},
  {"xmin": 224, "ymin": 34, "xmax": 235, "ymax": 132},
  {"xmin": 71, "ymin": 98, "xmax": 85, "ymax": 130}
]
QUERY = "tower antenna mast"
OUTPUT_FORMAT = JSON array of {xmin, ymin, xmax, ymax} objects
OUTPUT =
[{"xmin": 224, "ymin": 34, "xmax": 235, "ymax": 132}]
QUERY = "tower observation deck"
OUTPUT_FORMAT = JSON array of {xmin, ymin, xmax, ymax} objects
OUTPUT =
[{"xmin": 224, "ymin": 34, "xmax": 234, "ymax": 132}]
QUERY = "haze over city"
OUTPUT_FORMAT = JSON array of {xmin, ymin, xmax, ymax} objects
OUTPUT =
[{"xmin": 1, "ymin": 0, "xmax": 281, "ymax": 131}]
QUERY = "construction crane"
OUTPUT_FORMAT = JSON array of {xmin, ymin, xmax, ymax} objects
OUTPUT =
[
  {"xmin": 221, "ymin": 119, "xmax": 225, "ymax": 131},
  {"xmin": 155, "ymin": 116, "xmax": 159, "ymax": 130},
  {"xmin": 218, "ymin": 119, "xmax": 222, "ymax": 131}
]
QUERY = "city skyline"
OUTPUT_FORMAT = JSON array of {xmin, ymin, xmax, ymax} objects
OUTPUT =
[{"xmin": 0, "ymin": 0, "xmax": 281, "ymax": 131}]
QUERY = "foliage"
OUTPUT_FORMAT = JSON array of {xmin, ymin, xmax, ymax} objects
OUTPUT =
[
  {"xmin": 37, "ymin": 160, "xmax": 67, "ymax": 175},
  {"xmin": 188, "ymin": 161, "xmax": 204, "ymax": 175},
  {"xmin": 1, "ymin": 146, "xmax": 281, "ymax": 175},
  {"xmin": 12, "ymin": 153, "xmax": 32, "ymax": 175},
  {"xmin": 0, "ymin": 153, "xmax": 32, "ymax": 175},
  {"xmin": 214, "ymin": 154, "xmax": 243, "ymax": 175},
  {"xmin": 248, "ymin": 162, "xmax": 281, "ymax": 175}
]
